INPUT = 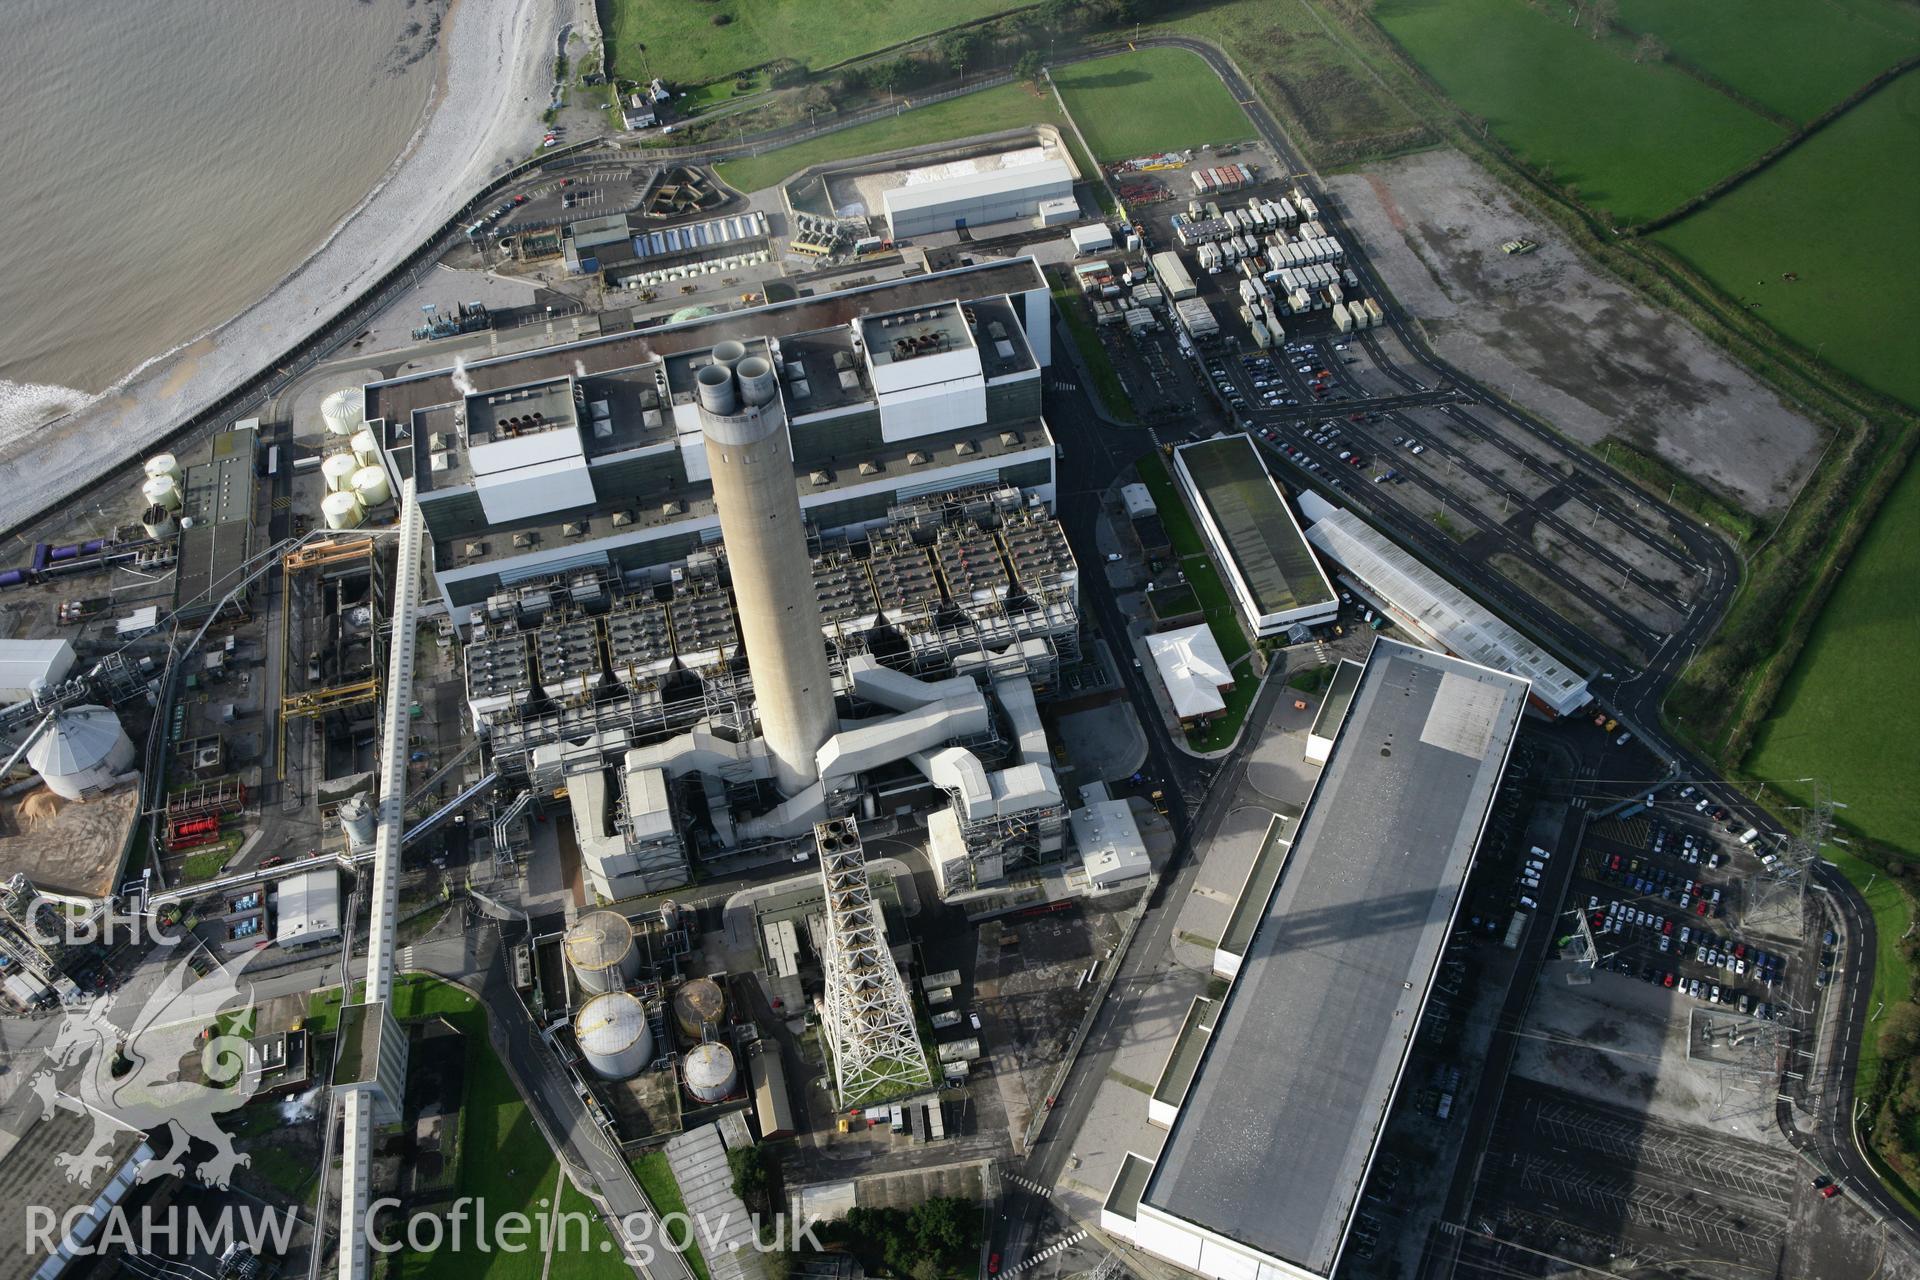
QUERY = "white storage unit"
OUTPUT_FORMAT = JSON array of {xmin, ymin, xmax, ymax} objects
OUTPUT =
[
  {"xmin": 0, "ymin": 638, "xmax": 76, "ymax": 705},
  {"xmin": 884, "ymin": 160, "xmax": 1075, "ymax": 238}
]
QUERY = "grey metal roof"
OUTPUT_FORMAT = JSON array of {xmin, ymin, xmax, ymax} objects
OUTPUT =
[{"xmin": 1142, "ymin": 638, "xmax": 1528, "ymax": 1275}]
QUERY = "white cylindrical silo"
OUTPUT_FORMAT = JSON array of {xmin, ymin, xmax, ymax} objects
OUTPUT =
[
  {"xmin": 144, "ymin": 453, "xmax": 183, "ymax": 485},
  {"xmin": 566, "ymin": 911, "xmax": 640, "ymax": 994},
  {"xmin": 321, "ymin": 452, "xmax": 359, "ymax": 493},
  {"xmin": 576, "ymin": 992, "xmax": 653, "ymax": 1080},
  {"xmin": 142, "ymin": 474, "xmax": 182, "ymax": 512},
  {"xmin": 339, "ymin": 793, "xmax": 377, "ymax": 851},
  {"xmin": 735, "ymin": 356, "xmax": 776, "ymax": 408},
  {"xmin": 711, "ymin": 339, "xmax": 747, "ymax": 369},
  {"xmin": 682, "ymin": 1041, "xmax": 738, "ymax": 1103},
  {"xmin": 350, "ymin": 428, "xmax": 382, "ymax": 466},
  {"xmin": 695, "ymin": 362, "xmax": 737, "ymax": 416},
  {"xmin": 350, "ymin": 466, "xmax": 392, "ymax": 509},
  {"xmin": 321, "ymin": 388, "xmax": 364, "ymax": 437},
  {"xmin": 321, "ymin": 491, "xmax": 364, "ymax": 530},
  {"xmin": 27, "ymin": 706, "xmax": 135, "ymax": 800},
  {"xmin": 141, "ymin": 503, "xmax": 178, "ymax": 541}
]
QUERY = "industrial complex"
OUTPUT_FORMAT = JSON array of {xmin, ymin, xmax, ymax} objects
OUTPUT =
[{"xmin": 0, "ymin": 35, "xmax": 1887, "ymax": 1280}]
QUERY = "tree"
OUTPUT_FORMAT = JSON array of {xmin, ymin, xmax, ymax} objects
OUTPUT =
[
  {"xmin": 1589, "ymin": 0, "xmax": 1619, "ymax": 38},
  {"xmin": 1016, "ymin": 50, "xmax": 1046, "ymax": 85},
  {"xmin": 1881, "ymin": 1004, "xmax": 1920, "ymax": 1061},
  {"xmin": 939, "ymin": 30, "xmax": 981, "ymax": 74},
  {"xmin": 729, "ymin": 1145, "xmax": 771, "ymax": 1210},
  {"xmin": 1041, "ymin": 0, "xmax": 1084, "ymax": 30},
  {"xmin": 1632, "ymin": 32, "xmax": 1668, "ymax": 63}
]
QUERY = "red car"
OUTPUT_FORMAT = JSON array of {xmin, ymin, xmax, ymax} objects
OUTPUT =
[
  {"xmin": 1663, "ymin": 972, "xmax": 1676, "ymax": 988},
  {"xmin": 1820, "ymin": 1184, "xmax": 1841, "ymax": 1199},
  {"xmin": 1696, "ymin": 900, "xmax": 1711, "ymax": 915},
  {"xmin": 989, "ymin": 1256, "xmax": 1002, "ymax": 1275},
  {"xmin": 512, "ymin": 193, "xmax": 529, "ymax": 204}
]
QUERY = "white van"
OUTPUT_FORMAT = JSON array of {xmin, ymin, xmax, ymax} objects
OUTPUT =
[{"xmin": 1738, "ymin": 827, "xmax": 1761, "ymax": 845}]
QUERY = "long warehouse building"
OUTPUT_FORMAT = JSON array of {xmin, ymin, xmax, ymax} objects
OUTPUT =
[
  {"xmin": 1102, "ymin": 638, "xmax": 1530, "ymax": 1280},
  {"xmin": 882, "ymin": 160, "xmax": 1076, "ymax": 239},
  {"xmin": 1174, "ymin": 435, "xmax": 1337, "ymax": 637},
  {"xmin": 1297, "ymin": 492, "xmax": 1590, "ymax": 716}
]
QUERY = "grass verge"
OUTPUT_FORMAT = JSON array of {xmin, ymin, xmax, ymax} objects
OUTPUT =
[
  {"xmin": 1049, "ymin": 279, "xmax": 1137, "ymax": 425},
  {"xmin": 1601, "ymin": 437, "xmax": 1759, "ymax": 544},
  {"xmin": 628, "ymin": 1151, "xmax": 711, "ymax": 1280},
  {"xmin": 712, "ymin": 81, "xmax": 1084, "ymax": 194}
]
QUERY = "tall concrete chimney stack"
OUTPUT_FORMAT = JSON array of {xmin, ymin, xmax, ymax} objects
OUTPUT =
[{"xmin": 700, "ymin": 356, "xmax": 834, "ymax": 795}]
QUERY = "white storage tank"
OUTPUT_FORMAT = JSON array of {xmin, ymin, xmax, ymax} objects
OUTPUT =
[
  {"xmin": 565, "ymin": 911, "xmax": 640, "ymax": 994},
  {"xmin": 321, "ymin": 491, "xmax": 364, "ymax": 530},
  {"xmin": 27, "ymin": 706, "xmax": 136, "ymax": 800},
  {"xmin": 350, "ymin": 466, "xmax": 392, "ymax": 509},
  {"xmin": 576, "ymin": 992, "xmax": 654, "ymax": 1080},
  {"xmin": 320, "ymin": 388, "xmax": 364, "ymax": 437},
  {"xmin": 349, "ymin": 428, "xmax": 383, "ymax": 466},
  {"xmin": 141, "ymin": 503, "xmax": 179, "ymax": 541},
  {"xmin": 682, "ymin": 1041, "xmax": 738, "ymax": 1103},
  {"xmin": 144, "ymin": 453, "xmax": 183, "ymax": 485},
  {"xmin": 338, "ymin": 793, "xmax": 377, "ymax": 851},
  {"xmin": 142, "ymin": 474, "xmax": 182, "ymax": 512},
  {"xmin": 321, "ymin": 452, "xmax": 359, "ymax": 493},
  {"xmin": 735, "ymin": 356, "xmax": 777, "ymax": 408}
]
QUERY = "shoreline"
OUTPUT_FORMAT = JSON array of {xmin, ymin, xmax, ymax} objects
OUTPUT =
[{"xmin": 0, "ymin": 0, "xmax": 562, "ymax": 527}]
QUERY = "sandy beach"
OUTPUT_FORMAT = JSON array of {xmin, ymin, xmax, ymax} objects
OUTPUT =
[{"xmin": 0, "ymin": 0, "xmax": 564, "ymax": 529}]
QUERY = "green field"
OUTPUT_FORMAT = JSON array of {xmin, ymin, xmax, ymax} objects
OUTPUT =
[
  {"xmin": 1826, "ymin": 848, "xmax": 1917, "ymax": 1098},
  {"xmin": 602, "ymin": 0, "xmax": 1009, "ymax": 85},
  {"xmin": 1657, "ymin": 71, "xmax": 1920, "ymax": 410},
  {"xmin": 1053, "ymin": 46, "xmax": 1255, "ymax": 161},
  {"xmin": 713, "ymin": 81, "xmax": 1091, "ymax": 194},
  {"xmin": 1152, "ymin": 0, "xmax": 1426, "ymax": 157},
  {"xmin": 1614, "ymin": 0, "xmax": 1920, "ymax": 122},
  {"xmin": 1377, "ymin": 0, "xmax": 1786, "ymax": 222},
  {"xmin": 1747, "ymin": 454, "xmax": 1920, "ymax": 854}
]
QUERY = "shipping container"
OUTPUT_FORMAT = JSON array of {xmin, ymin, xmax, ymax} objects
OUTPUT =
[
  {"xmin": 932, "ymin": 1010, "xmax": 962, "ymax": 1029},
  {"xmin": 1365, "ymin": 298, "xmax": 1385, "ymax": 326},
  {"xmin": 1334, "ymin": 302, "xmax": 1355, "ymax": 333},
  {"xmin": 1249, "ymin": 317, "xmax": 1271, "ymax": 349}
]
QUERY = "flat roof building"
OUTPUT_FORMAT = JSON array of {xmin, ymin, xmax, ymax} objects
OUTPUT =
[
  {"xmin": 1299, "ymin": 494, "xmax": 1590, "ymax": 716},
  {"xmin": 275, "ymin": 867, "xmax": 343, "ymax": 947},
  {"xmin": 0, "ymin": 638, "xmax": 75, "ymax": 706},
  {"xmin": 1106, "ymin": 638, "xmax": 1529, "ymax": 1280},
  {"xmin": 359, "ymin": 258, "xmax": 1059, "ymax": 622},
  {"xmin": 883, "ymin": 160, "xmax": 1075, "ymax": 239},
  {"xmin": 173, "ymin": 424, "xmax": 258, "ymax": 622},
  {"xmin": 1174, "ymin": 436, "xmax": 1337, "ymax": 638}
]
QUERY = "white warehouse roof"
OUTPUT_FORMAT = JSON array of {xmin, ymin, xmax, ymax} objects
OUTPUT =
[
  {"xmin": 883, "ymin": 159, "xmax": 1075, "ymax": 219},
  {"xmin": 1146, "ymin": 626, "xmax": 1233, "ymax": 720},
  {"xmin": 275, "ymin": 868, "xmax": 343, "ymax": 946},
  {"xmin": 0, "ymin": 638, "xmax": 76, "ymax": 705},
  {"xmin": 1303, "ymin": 503, "xmax": 1590, "ymax": 715}
]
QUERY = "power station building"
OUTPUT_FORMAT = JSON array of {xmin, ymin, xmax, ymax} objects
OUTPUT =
[
  {"xmin": 354, "ymin": 257, "xmax": 1079, "ymax": 901},
  {"xmin": 1102, "ymin": 639, "xmax": 1529, "ymax": 1280}
]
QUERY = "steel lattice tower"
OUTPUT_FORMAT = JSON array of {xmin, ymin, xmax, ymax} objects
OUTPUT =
[
  {"xmin": 816, "ymin": 818, "xmax": 932, "ymax": 1105},
  {"xmin": 1744, "ymin": 778, "xmax": 1833, "ymax": 925}
]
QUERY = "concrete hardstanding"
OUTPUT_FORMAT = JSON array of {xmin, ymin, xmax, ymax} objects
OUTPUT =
[{"xmin": 701, "ymin": 383, "xmax": 834, "ymax": 795}]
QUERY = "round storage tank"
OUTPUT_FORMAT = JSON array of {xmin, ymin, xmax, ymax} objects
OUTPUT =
[
  {"xmin": 339, "ymin": 793, "xmax": 377, "ymax": 851},
  {"xmin": 565, "ymin": 911, "xmax": 640, "ymax": 994},
  {"xmin": 321, "ymin": 452, "xmax": 359, "ymax": 493},
  {"xmin": 350, "ymin": 466, "xmax": 392, "ymax": 508},
  {"xmin": 141, "ymin": 474, "xmax": 181, "ymax": 512},
  {"xmin": 674, "ymin": 977, "xmax": 726, "ymax": 1040},
  {"xmin": 682, "ymin": 1041, "xmax": 737, "ymax": 1103},
  {"xmin": 141, "ymin": 503, "xmax": 178, "ymax": 541},
  {"xmin": 576, "ymin": 992, "xmax": 653, "ymax": 1080},
  {"xmin": 711, "ymin": 339, "xmax": 747, "ymax": 369},
  {"xmin": 321, "ymin": 388, "xmax": 364, "ymax": 437},
  {"xmin": 321, "ymin": 491, "xmax": 364, "ymax": 530},
  {"xmin": 27, "ymin": 706, "xmax": 136, "ymax": 801},
  {"xmin": 144, "ymin": 453, "xmax": 183, "ymax": 485},
  {"xmin": 349, "ymin": 428, "xmax": 382, "ymax": 466}
]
